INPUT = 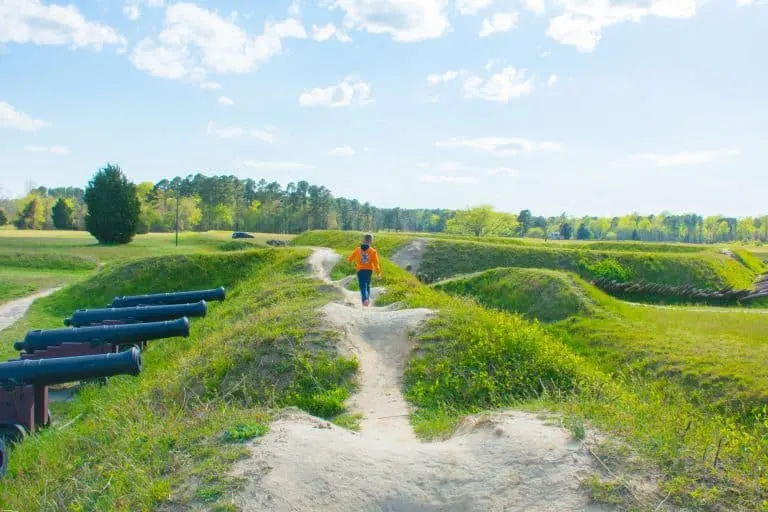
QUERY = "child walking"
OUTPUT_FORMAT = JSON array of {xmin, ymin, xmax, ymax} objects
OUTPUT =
[{"xmin": 347, "ymin": 233, "xmax": 381, "ymax": 307}]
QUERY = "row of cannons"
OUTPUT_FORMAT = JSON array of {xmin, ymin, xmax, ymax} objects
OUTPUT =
[{"xmin": 0, "ymin": 286, "xmax": 227, "ymax": 478}]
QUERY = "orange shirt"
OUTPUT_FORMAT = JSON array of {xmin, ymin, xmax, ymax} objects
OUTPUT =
[{"xmin": 347, "ymin": 246, "xmax": 380, "ymax": 273}]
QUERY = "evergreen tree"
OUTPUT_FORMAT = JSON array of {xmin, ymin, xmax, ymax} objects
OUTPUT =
[
  {"xmin": 13, "ymin": 197, "xmax": 45, "ymax": 229},
  {"xmin": 0, "ymin": 208, "xmax": 6, "ymax": 226},
  {"xmin": 559, "ymin": 222, "xmax": 573, "ymax": 240},
  {"xmin": 84, "ymin": 163, "xmax": 141, "ymax": 244},
  {"xmin": 52, "ymin": 198, "xmax": 75, "ymax": 230},
  {"xmin": 576, "ymin": 222, "xmax": 592, "ymax": 240}
]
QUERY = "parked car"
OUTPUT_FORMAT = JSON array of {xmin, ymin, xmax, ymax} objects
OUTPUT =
[{"xmin": 231, "ymin": 231, "xmax": 255, "ymax": 239}]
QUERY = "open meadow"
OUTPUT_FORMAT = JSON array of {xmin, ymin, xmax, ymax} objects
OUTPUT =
[{"xmin": 0, "ymin": 228, "xmax": 766, "ymax": 511}]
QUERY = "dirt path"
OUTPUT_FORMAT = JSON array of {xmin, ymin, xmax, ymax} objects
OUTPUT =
[
  {"xmin": 0, "ymin": 287, "xmax": 60, "ymax": 332},
  {"xmin": 230, "ymin": 249, "xmax": 612, "ymax": 511}
]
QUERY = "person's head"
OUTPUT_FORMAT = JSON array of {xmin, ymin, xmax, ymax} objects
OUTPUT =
[{"xmin": 362, "ymin": 233, "xmax": 373, "ymax": 246}]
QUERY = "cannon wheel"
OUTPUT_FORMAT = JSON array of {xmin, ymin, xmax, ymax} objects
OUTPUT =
[
  {"xmin": 0, "ymin": 423, "xmax": 26, "ymax": 445},
  {"xmin": 0, "ymin": 437, "xmax": 7, "ymax": 479}
]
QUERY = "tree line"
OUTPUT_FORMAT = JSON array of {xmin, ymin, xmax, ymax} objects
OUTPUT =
[{"xmin": 1, "ymin": 164, "xmax": 766, "ymax": 245}]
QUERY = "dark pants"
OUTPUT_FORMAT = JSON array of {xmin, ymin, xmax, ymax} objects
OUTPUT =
[{"xmin": 357, "ymin": 270, "xmax": 372, "ymax": 303}]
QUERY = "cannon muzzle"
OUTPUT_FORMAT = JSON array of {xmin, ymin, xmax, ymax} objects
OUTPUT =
[
  {"xmin": 0, "ymin": 346, "xmax": 142, "ymax": 387},
  {"xmin": 65, "ymin": 300, "xmax": 207, "ymax": 327},
  {"xmin": 110, "ymin": 286, "xmax": 225, "ymax": 308},
  {"xmin": 14, "ymin": 317, "xmax": 189, "ymax": 354}
]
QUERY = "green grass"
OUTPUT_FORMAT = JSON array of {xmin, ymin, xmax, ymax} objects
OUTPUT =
[
  {"xmin": 417, "ymin": 238, "xmax": 757, "ymax": 291},
  {"xmin": 731, "ymin": 248, "xmax": 766, "ymax": 275},
  {"xmin": 432, "ymin": 267, "xmax": 593, "ymax": 323},
  {"xmin": 0, "ymin": 248, "xmax": 358, "ymax": 510},
  {"xmin": 0, "ymin": 229, "xmax": 295, "ymax": 265},
  {"xmin": 550, "ymin": 283, "xmax": 768, "ymax": 416},
  {"xmin": 307, "ymin": 231, "xmax": 768, "ymax": 510},
  {"xmin": 0, "ymin": 268, "xmax": 90, "ymax": 304}
]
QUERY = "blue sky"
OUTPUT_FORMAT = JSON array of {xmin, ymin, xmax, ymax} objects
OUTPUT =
[{"xmin": 0, "ymin": 0, "xmax": 766, "ymax": 217}]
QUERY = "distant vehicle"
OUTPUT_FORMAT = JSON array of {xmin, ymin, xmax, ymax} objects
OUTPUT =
[{"xmin": 231, "ymin": 231, "xmax": 255, "ymax": 239}]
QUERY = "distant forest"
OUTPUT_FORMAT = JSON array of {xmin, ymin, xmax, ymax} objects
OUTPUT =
[{"xmin": 1, "ymin": 173, "xmax": 766, "ymax": 244}]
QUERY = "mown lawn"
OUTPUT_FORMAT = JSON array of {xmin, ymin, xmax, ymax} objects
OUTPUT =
[
  {"xmin": 0, "ymin": 268, "xmax": 90, "ymax": 305},
  {"xmin": 0, "ymin": 229, "xmax": 295, "ymax": 264}
]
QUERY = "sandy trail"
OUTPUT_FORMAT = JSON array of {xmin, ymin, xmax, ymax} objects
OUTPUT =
[
  {"xmin": 0, "ymin": 288, "xmax": 60, "ymax": 332},
  {"xmin": 231, "ymin": 249, "xmax": 611, "ymax": 511}
]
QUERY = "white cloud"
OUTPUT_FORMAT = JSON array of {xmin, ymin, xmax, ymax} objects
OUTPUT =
[
  {"xmin": 325, "ymin": 0, "xmax": 451, "ymax": 42},
  {"xmin": 24, "ymin": 144, "xmax": 70, "ymax": 155},
  {"xmin": 420, "ymin": 175, "xmax": 479, "ymax": 184},
  {"xmin": 299, "ymin": 77, "xmax": 373, "ymax": 107},
  {"xmin": 218, "ymin": 95, "xmax": 234, "ymax": 105},
  {"xmin": 0, "ymin": 101, "xmax": 50, "ymax": 132},
  {"xmin": 288, "ymin": 0, "xmax": 301, "ymax": 16},
  {"xmin": 435, "ymin": 136, "xmax": 562, "ymax": 155},
  {"xmin": 463, "ymin": 66, "xmax": 533, "ymax": 102},
  {"xmin": 312, "ymin": 23, "xmax": 352, "ymax": 42},
  {"xmin": 649, "ymin": 0, "xmax": 696, "ymax": 18},
  {"xmin": 628, "ymin": 149, "xmax": 740, "ymax": 167},
  {"xmin": 207, "ymin": 121, "xmax": 274, "ymax": 143},
  {"xmin": 123, "ymin": 3, "xmax": 140, "ymax": 20},
  {"xmin": 239, "ymin": 160, "xmax": 314, "ymax": 170},
  {"xmin": 737, "ymin": 0, "xmax": 755, "ymax": 5},
  {"xmin": 0, "ymin": 0, "xmax": 125, "ymax": 50},
  {"xmin": 523, "ymin": 0, "xmax": 546, "ymax": 14},
  {"xmin": 541, "ymin": 50, "xmax": 551, "ymax": 57},
  {"xmin": 200, "ymin": 81, "xmax": 221, "ymax": 90},
  {"xmin": 485, "ymin": 58, "xmax": 499, "ymax": 71},
  {"xmin": 488, "ymin": 167, "xmax": 518, "ymax": 176},
  {"xmin": 329, "ymin": 145, "xmax": 356, "ymax": 156},
  {"xmin": 122, "ymin": 0, "xmax": 164, "ymax": 21},
  {"xmin": 457, "ymin": 0, "xmax": 494, "ymax": 15},
  {"xmin": 545, "ymin": 0, "xmax": 649, "ymax": 52},
  {"xmin": 479, "ymin": 11, "xmax": 518, "ymax": 37},
  {"xmin": 427, "ymin": 70, "xmax": 461, "ymax": 86},
  {"xmin": 547, "ymin": 73, "xmax": 558, "ymax": 86},
  {"xmin": 130, "ymin": 3, "xmax": 308, "ymax": 84}
]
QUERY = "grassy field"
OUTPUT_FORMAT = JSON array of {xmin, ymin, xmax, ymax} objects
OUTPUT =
[
  {"xmin": 294, "ymin": 231, "xmax": 759, "ymax": 293},
  {"xmin": 0, "ymin": 230, "xmax": 294, "ymax": 303},
  {"xmin": 3, "ymin": 229, "xmax": 766, "ymax": 510},
  {"xmin": 0, "ymin": 268, "xmax": 90, "ymax": 305},
  {"xmin": 300, "ymin": 231, "xmax": 768, "ymax": 511},
  {"xmin": 0, "ymin": 248, "xmax": 358, "ymax": 510},
  {"xmin": 0, "ymin": 230, "xmax": 294, "ymax": 264}
]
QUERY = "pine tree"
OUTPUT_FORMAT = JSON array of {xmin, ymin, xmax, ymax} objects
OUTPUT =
[
  {"xmin": 0, "ymin": 208, "xmax": 7, "ymax": 226},
  {"xmin": 84, "ymin": 163, "xmax": 141, "ymax": 244},
  {"xmin": 52, "ymin": 198, "xmax": 75, "ymax": 230}
]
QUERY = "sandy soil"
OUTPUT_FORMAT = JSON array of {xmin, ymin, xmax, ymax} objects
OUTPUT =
[
  {"xmin": 391, "ymin": 239, "xmax": 428, "ymax": 275},
  {"xmin": 0, "ymin": 287, "xmax": 60, "ymax": 332},
  {"xmin": 230, "ymin": 249, "xmax": 614, "ymax": 511}
]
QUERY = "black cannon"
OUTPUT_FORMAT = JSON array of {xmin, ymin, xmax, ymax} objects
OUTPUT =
[
  {"xmin": 109, "ymin": 286, "xmax": 226, "ymax": 308},
  {"xmin": 64, "ymin": 300, "xmax": 207, "ymax": 327},
  {"xmin": 14, "ymin": 317, "xmax": 190, "ymax": 356},
  {"xmin": 0, "ymin": 347, "xmax": 142, "ymax": 473}
]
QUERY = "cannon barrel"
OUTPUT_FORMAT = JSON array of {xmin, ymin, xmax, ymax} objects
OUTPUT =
[
  {"xmin": 65, "ymin": 300, "xmax": 207, "ymax": 327},
  {"xmin": 14, "ymin": 317, "xmax": 189, "ymax": 354},
  {"xmin": 110, "ymin": 286, "xmax": 225, "ymax": 308},
  {"xmin": 0, "ymin": 347, "xmax": 142, "ymax": 387}
]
